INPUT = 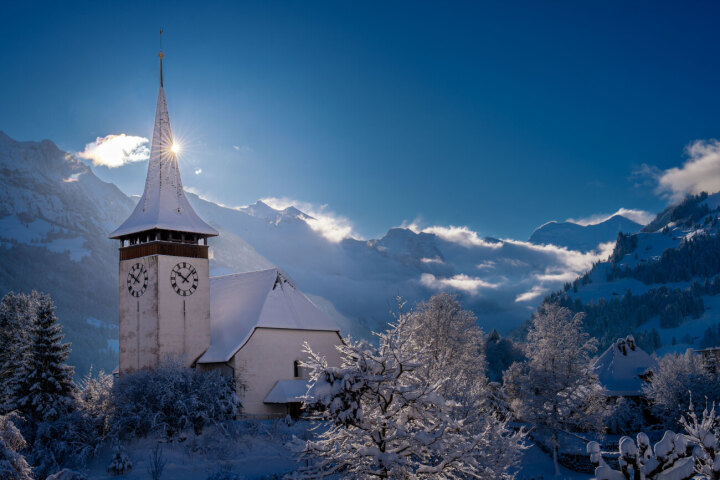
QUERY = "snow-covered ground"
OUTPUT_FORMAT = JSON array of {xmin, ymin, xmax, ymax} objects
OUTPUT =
[
  {"xmin": 516, "ymin": 445, "xmax": 592, "ymax": 480},
  {"xmin": 86, "ymin": 421, "xmax": 309, "ymax": 479},
  {"xmin": 81, "ymin": 420, "xmax": 593, "ymax": 480}
]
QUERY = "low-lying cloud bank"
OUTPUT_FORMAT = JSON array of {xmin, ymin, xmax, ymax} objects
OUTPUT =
[
  {"xmin": 195, "ymin": 194, "xmax": 625, "ymax": 333},
  {"xmin": 261, "ymin": 197, "xmax": 358, "ymax": 243}
]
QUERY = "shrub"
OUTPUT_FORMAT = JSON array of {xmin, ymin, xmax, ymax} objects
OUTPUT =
[
  {"xmin": 106, "ymin": 445, "xmax": 131, "ymax": 475},
  {"xmin": 29, "ymin": 411, "xmax": 104, "ymax": 478},
  {"xmin": 111, "ymin": 358, "xmax": 239, "ymax": 439},
  {"xmin": 0, "ymin": 413, "xmax": 33, "ymax": 480}
]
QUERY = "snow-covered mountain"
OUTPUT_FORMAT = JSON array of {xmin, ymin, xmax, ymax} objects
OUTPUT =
[
  {"xmin": 543, "ymin": 191, "xmax": 720, "ymax": 354},
  {"xmin": 529, "ymin": 215, "xmax": 642, "ymax": 252},
  {"xmin": 0, "ymin": 132, "xmax": 133, "ymax": 374},
  {"xmin": 0, "ymin": 131, "xmax": 628, "ymax": 373}
]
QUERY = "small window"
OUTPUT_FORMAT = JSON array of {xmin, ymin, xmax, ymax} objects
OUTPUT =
[{"xmin": 293, "ymin": 360, "xmax": 300, "ymax": 378}]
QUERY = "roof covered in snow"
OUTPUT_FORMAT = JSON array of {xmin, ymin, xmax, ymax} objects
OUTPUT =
[
  {"xmin": 109, "ymin": 55, "xmax": 218, "ymax": 239},
  {"xmin": 264, "ymin": 379, "xmax": 310, "ymax": 404},
  {"xmin": 592, "ymin": 335, "xmax": 658, "ymax": 396},
  {"xmin": 197, "ymin": 268, "xmax": 340, "ymax": 364}
]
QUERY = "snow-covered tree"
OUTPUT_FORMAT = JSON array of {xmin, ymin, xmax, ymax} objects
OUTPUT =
[
  {"xmin": 403, "ymin": 293, "xmax": 487, "ymax": 409},
  {"xmin": 111, "ymin": 358, "xmax": 238, "ymax": 439},
  {"xmin": 16, "ymin": 369, "xmax": 113, "ymax": 478},
  {"xmin": 10, "ymin": 293, "xmax": 75, "ymax": 422},
  {"xmin": 107, "ymin": 444, "xmax": 132, "ymax": 475},
  {"xmin": 0, "ymin": 413, "xmax": 33, "ymax": 480},
  {"xmin": 0, "ymin": 292, "xmax": 36, "ymax": 413},
  {"xmin": 504, "ymin": 302, "xmax": 606, "ymax": 475},
  {"xmin": 75, "ymin": 369, "xmax": 114, "ymax": 438},
  {"xmin": 587, "ymin": 399, "xmax": 720, "ymax": 480},
  {"xmin": 485, "ymin": 329, "xmax": 524, "ymax": 382},
  {"xmin": 295, "ymin": 301, "xmax": 526, "ymax": 479},
  {"xmin": 680, "ymin": 399, "xmax": 720, "ymax": 479},
  {"xmin": 643, "ymin": 350, "xmax": 720, "ymax": 430}
]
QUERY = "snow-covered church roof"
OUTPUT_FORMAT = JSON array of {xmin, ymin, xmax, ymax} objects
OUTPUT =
[
  {"xmin": 198, "ymin": 268, "xmax": 340, "ymax": 364},
  {"xmin": 109, "ymin": 53, "xmax": 218, "ymax": 239},
  {"xmin": 592, "ymin": 335, "xmax": 658, "ymax": 397}
]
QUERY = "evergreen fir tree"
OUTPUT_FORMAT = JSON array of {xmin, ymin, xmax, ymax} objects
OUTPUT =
[
  {"xmin": 0, "ymin": 292, "xmax": 34, "ymax": 414},
  {"xmin": 11, "ymin": 293, "xmax": 75, "ymax": 422}
]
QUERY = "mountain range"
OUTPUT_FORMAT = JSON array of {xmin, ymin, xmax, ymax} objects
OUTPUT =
[
  {"xmin": 0, "ymin": 131, "xmax": 657, "ymax": 374},
  {"xmin": 544, "ymin": 191, "xmax": 720, "ymax": 354}
]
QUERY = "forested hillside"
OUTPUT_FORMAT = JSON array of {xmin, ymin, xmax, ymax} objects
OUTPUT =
[{"xmin": 537, "ymin": 192, "xmax": 720, "ymax": 354}]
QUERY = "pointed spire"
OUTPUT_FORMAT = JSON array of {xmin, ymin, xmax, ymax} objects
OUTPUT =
[
  {"xmin": 159, "ymin": 51, "xmax": 164, "ymax": 87},
  {"xmin": 109, "ymin": 50, "xmax": 218, "ymax": 239},
  {"xmin": 159, "ymin": 28, "xmax": 164, "ymax": 87}
]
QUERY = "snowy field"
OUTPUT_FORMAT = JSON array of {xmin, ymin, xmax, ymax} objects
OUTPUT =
[
  {"xmin": 86, "ymin": 420, "xmax": 309, "ymax": 479},
  {"xmin": 81, "ymin": 420, "xmax": 591, "ymax": 480}
]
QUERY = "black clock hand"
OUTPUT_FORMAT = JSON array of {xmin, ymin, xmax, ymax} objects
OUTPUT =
[{"xmin": 130, "ymin": 272, "xmax": 140, "ymax": 284}]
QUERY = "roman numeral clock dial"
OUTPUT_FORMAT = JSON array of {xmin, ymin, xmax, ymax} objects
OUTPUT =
[
  {"xmin": 170, "ymin": 262, "xmax": 199, "ymax": 296},
  {"xmin": 127, "ymin": 263, "xmax": 148, "ymax": 297}
]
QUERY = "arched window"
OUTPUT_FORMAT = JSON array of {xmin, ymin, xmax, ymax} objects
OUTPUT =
[{"xmin": 293, "ymin": 360, "xmax": 300, "ymax": 378}]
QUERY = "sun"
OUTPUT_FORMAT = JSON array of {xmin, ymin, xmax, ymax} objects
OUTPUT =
[{"xmin": 171, "ymin": 141, "xmax": 181, "ymax": 154}]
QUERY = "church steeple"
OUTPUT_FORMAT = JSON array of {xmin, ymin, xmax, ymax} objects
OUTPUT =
[
  {"xmin": 159, "ymin": 50, "xmax": 164, "ymax": 87},
  {"xmin": 109, "ymin": 51, "xmax": 218, "ymax": 241}
]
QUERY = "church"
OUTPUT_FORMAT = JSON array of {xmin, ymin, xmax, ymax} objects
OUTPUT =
[{"xmin": 108, "ymin": 51, "xmax": 343, "ymax": 416}]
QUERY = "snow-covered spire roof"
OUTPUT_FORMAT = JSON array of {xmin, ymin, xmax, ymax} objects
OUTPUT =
[{"xmin": 109, "ymin": 52, "xmax": 218, "ymax": 239}]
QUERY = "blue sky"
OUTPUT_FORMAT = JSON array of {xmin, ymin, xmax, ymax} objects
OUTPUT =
[{"xmin": 2, "ymin": 1, "xmax": 720, "ymax": 240}]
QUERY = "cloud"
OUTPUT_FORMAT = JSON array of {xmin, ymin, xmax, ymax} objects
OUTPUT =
[
  {"xmin": 77, "ymin": 134, "xmax": 149, "ymax": 168},
  {"xmin": 194, "ymin": 168, "xmax": 202, "ymax": 175},
  {"xmin": 420, "ymin": 257, "xmax": 444, "ymax": 264},
  {"xmin": 567, "ymin": 208, "xmax": 655, "ymax": 226},
  {"xmin": 515, "ymin": 286, "xmax": 546, "ymax": 303},
  {"xmin": 655, "ymin": 139, "xmax": 720, "ymax": 202},
  {"xmin": 260, "ymin": 197, "xmax": 358, "ymax": 242},
  {"xmin": 421, "ymin": 225, "xmax": 502, "ymax": 248},
  {"xmin": 411, "ymin": 219, "xmax": 615, "ymax": 303},
  {"xmin": 420, "ymin": 273, "xmax": 499, "ymax": 295}
]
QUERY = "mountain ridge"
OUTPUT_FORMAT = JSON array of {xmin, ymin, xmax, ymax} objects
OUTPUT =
[
  {"xmin": 0, "ymin": 132, "xmax": 656, "ymax": 372},
  {"xmin": 529, "ymin": 215, "xmax": 643, "ymax": 252}
]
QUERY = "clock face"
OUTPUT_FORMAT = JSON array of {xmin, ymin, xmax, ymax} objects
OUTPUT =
[
  {"xmin": 127, "ymin": 263, "xmax": 148, "ymax": 297},
  {"xmin": 170, "ymin": 262, "xmax": 198, "ymax": 296}
]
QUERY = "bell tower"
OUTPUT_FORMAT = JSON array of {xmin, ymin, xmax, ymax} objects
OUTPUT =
[{"xmin": 109, "ymin": 50, "xmax": 218, "ymax": 374}]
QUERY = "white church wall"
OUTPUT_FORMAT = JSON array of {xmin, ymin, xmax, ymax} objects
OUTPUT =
[
  {"xmin": 118, "ymin": 254, "xmax": 211, "ymax": 374},
  {"xmin": 119, "ymin": 255, "xmax": 159, "ymax": 372},
  {"xmin": 233, "ymin": 327, "xmax": 343, "ymax": 416},
  {"xmin": 157, "ymin": 255, "xmax": 211, "ymax": 365}
]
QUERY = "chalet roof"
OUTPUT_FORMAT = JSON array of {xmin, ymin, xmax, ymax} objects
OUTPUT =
[
  {"xmin": 109, "ymin": 53, "xmax": 218, "ymax": 239},
  {"xmin": 197, "ymin": 268, "xmax": 340, "ymax": 364},
  {"xmin": 264, "ymin": 379, "xmax": 310, "ymax": 404},
  {"xmin": 593, "ymin": 335, "xmax": 658, "ymax": 397}
]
